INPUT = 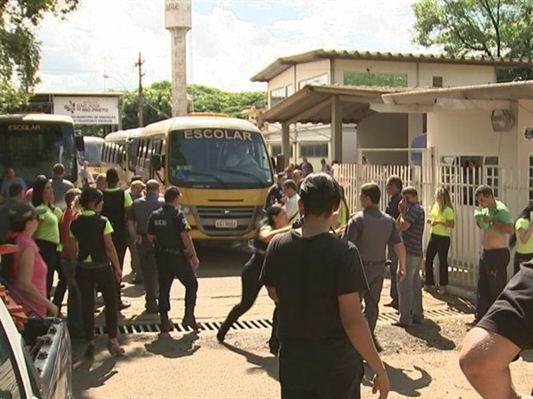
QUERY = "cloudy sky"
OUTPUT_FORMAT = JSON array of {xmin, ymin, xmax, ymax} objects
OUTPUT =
[{"xmin": 37, "ymin": 0, "xmax": 424, "ymax": 93}]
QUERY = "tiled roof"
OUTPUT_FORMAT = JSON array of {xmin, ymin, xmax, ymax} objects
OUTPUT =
[{"xmin": 251, "ymin": 49, "xmax": 533, "ymax": 82}]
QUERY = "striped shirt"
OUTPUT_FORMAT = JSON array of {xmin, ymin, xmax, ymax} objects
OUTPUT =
[{"xmin": 401, "ymin": 202, "xmax": 425, "ymax": 255}]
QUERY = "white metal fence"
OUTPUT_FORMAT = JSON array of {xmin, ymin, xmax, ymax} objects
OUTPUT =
[{"xmin": 336, "ymin": 159, "xmax": 529, "ymax": 293}]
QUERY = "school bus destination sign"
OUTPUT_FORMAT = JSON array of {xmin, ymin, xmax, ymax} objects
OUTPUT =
[{"xmin": 53, "ymin": 96, "xmax": 120, "ymax": 125}]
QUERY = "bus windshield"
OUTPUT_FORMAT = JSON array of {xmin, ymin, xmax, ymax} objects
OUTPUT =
[
  {"xmin": 168, "ymin": 129, "xmax": 273, "ymax": 189},
  {"xmin": 0, "ymin": 122, "xmax": 76, "ymax": 184},
  {"xmin": 82, "ymin": 138, "xmax": 103, "ymax": 167}
]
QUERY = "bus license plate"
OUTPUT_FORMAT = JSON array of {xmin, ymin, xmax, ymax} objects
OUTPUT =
[{"xmin": 215, "ymin": 219, "xmax": 238, "ymax": 229}]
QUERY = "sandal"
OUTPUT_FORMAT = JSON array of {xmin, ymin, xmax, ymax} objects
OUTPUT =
[{"xmin": 107, "ymin": 341, "xmax": 125, "ymax": 357}]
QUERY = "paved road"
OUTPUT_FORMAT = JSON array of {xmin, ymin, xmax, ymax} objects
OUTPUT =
[{"xmin": 72, "ymin": 244, "xmax": 533, "ymax": 399}]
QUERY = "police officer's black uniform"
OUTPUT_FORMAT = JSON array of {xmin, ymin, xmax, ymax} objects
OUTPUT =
[{"xmin": 147, "ymin": 189, "xmax": 199, "ymax": 331}]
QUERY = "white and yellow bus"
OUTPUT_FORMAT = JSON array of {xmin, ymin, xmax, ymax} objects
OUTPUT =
[
  {"xmin": 136, "ymin": 115, "xmax": 274, "ymax": 240},
  {"xmin": 81, "ymin": 136, "xmax": 104, "ymax": 177},
  {"xmin": 101, "ymin": 128, "xmax": 143, "ymax": 186}
]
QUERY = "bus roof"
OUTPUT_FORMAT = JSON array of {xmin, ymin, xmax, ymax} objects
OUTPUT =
[
  {"xmin": 0, "ymin": 113, "xmax": 74, "ymax": 124},
  {"xmin": 83, "ymin": 136, "xmax": 104, "ymax": 143},
  {"xmin": 141, "ymin": 116, "xmax": 261, "ymax": 137},
  {"xmin": 104, "ymin": 128, "xmax": 143, "ymax": 142}
]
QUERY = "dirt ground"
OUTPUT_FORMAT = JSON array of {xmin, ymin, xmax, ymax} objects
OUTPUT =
[{"xmin": 72, "ymin": 273, "xmax": 533, "ymax": 399}]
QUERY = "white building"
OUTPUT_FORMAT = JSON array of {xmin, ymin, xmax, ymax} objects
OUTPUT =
[{"xmin": 252, "ymin": 49, "xmax": 532, "ymax": 168}]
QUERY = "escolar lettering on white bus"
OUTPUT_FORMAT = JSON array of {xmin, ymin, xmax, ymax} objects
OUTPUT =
[{"xmin": 183, "ymin": 129, "xmax": 252, "ymax": 141}]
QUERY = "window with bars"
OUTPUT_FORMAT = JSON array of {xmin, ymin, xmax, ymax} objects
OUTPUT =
[
  {"xmin": 269, "ymin": 85, "xmax": 294, "ymax": 108},
  {"xmin": 299, "ymin": 74, "xmax": 329, "ymax": 89},
  {"xmin": 432, "ymin": 76, "xmax": 443, "ymax": 88},
  {"xmin": 300, "ymin": 143, "xmax": 328, "ymax": 158}
]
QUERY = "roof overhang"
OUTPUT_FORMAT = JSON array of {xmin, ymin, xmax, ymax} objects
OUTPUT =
[
  {"xmin": 383, "ymin": 80, "xmax": 533, "ymax": 109},
  {"xmin": 259, "ymin": 85, "xmax": 407, "ymax": 125}
]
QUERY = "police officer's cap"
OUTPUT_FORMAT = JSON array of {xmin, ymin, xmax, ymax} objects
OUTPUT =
[{"xmin": 164, "ymin": 186, "xmax": 181, "ymax": 202}]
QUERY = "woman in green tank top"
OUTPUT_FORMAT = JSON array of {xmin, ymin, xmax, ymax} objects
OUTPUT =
[
  {"xmin": 32, "ymin": 175, "xmax": 67, "ymax": 309},
  {"xmin": 509, "ymin": 204, "xmax": 533, "ymax": 274}
]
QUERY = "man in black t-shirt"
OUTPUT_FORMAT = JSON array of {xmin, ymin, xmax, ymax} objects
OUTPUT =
[
  {"xmin": 459, "ymin": 263, "xmax": 533, "ymax": 399},
  {"xmin": 261, "ymin": 172, "xmax": 389, "ymax": 399}
]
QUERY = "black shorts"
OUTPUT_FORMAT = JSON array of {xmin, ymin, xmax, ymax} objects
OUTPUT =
[{"xmin": 477, "ymin": 264, "xmax": 533, "ymax": 350}]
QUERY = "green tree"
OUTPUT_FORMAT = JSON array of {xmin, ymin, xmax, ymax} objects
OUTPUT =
[
  {"xmin": 121, "ymin": 81, "xmax": 266, "ymax": 129},
  {"xmin": 0, "ymin": 0, "xmax": 80, "ymax": 112},
  {"xmin": 412, "ymin": 0, "xmax": 533, "ymax": 80}
]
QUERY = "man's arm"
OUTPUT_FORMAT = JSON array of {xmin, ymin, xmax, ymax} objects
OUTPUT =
[
  {"xmin": 339, "ymin": 292, "xmax": 389, "ymax": 399},
  {"xmin": 459, "ymin": 327, "xmax": 521, "ymax": 399},
  {"xmin": 393, "ymin": 242, "xmax": 406, "ymax": 281},
  {"xmin": 492, "ymin": 220, "xmax": 515, "ymax": 235}
]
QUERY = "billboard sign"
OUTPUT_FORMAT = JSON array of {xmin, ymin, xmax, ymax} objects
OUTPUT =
[{"xmin": 53, "ymin": 96, "xmax": 120, "ymax": 125}]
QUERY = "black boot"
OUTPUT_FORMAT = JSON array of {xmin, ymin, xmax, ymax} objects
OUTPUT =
[
  {"xmin": 160, "ymin": 312, "xmax": 172, "ymax": 333},
  {"xmin": 217, "ymin": 320, "xmax": 231, "ymax": 342},
  {"xmin": 183, "ymin": 308, "xmax": 200, "ymax": 332}
]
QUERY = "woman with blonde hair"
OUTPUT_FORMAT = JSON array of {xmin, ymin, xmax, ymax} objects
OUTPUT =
[{"xmin": 425, "ymin": 186, "xmax": 455, "ymax": 293}]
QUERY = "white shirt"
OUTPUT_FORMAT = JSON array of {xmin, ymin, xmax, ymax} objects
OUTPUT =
[{"xmin": 285, "ymin": 193, "xmax": 300, "ymax": 222}]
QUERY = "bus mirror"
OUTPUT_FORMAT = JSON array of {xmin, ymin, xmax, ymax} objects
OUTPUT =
[
  {"xmin": 151, "ymin": 154, "xmax": 162, "ymax": 171},
  {"xmin": 75, "ymin": 135, "xmax": 85, "ymax": 152},
  {"xmin": 270, "ymin": 156, "xmax": 276, "ymax": 170}
]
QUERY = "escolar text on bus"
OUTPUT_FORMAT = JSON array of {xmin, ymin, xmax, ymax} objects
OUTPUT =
[
  {"xmin": 182, "ymin": 129, "xmax": 253, "ymax": 141},
  {"xmin": 8, "ymin": 124, "xmax": 41, "ymax": 131}
]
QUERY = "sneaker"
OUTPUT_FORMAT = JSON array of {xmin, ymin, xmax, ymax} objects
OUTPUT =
[{"xmin": 107, "ymin": 341, "xmax": 125, "ymax": 357}]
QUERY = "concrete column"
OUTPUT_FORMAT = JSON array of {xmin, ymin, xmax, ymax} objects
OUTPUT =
[
  {"xmin": 281, "ymin": 123, "xmax": 290, "ymax": 168},
  {"xmin": 170, "ymin": 28, "xmax": 189, "ymax": 117},
  {"xmin": 331, "ymin": 95, "xmax": 343, "ymax": 162}
]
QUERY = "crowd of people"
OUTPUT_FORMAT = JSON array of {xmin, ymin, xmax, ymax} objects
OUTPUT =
[
  {"xmin": 1, "ymin": 157, "xmax": 532, "ymax": 398},
  {"xmin": 0, "ymin": 165, "xmax": 200, "ymax": 359}
]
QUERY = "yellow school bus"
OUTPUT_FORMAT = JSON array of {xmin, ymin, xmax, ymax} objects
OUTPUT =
[
  {"xmin": 137, "ymin": 115, "xmax": 274, "ymax": 240},
  {"xmin": 101, "ymin": 128, "xmax": 143, "ymax": 187}
]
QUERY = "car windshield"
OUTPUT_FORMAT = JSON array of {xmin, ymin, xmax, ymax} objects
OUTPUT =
[
  {"xmin": 168, "ymin": 128, "xmax": 273, "ymax": 189},
  {"xmin": 0, "ymin": 122, "xmax": 76, "ymax": 184}
]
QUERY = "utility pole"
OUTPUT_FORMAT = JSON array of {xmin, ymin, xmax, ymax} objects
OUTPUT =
[{"xmin": 135, "ymin": 52, "xmax": 145, "ymax": 127}]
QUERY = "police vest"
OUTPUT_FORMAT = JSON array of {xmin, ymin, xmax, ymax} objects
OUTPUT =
[
  {"xmin": 70, "ymin": 214, "xmax": 109, "ymax": 264},
  {"xmin": 151, "ymin": 206, "xmax": 184, "ymax": 249}
]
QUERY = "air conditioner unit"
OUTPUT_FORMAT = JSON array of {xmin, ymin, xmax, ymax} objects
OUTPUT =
[{"xmin": 490, "ymin": 109, "xmax": 514, "ymax": 132}]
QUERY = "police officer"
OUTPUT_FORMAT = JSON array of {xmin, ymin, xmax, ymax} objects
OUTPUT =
[
  {"xmin": 128, "ymin": 179, "xmax": 163, "ymax": 313},
  {"xmin": 147, "ymin": 186, "xmax": 200, "ymax": 332}
]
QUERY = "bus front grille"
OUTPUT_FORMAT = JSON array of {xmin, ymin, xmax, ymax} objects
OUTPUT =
[{"xmin": 195, "ymin": 206, "xmax": 258, "ymax": 234}]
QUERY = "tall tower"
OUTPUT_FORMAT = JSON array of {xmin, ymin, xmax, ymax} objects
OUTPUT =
[{"xmin": 165, "ymin": 0, "xmax": 191, "ymax": 117}]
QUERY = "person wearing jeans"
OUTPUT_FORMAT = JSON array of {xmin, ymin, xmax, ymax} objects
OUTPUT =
[
  {"xmin": 425, "ymin": 187, "xmax": 455, "ymax": 293},
  {"xmin": 395, "ymin": 186, "xmax": 425, "ymax": 327}
]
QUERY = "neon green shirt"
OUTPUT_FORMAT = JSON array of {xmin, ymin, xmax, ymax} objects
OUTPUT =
[
  {"xmin": 34, "ymin": 204, "xmax": 60, "ymax": 245},
  {"xmin": 515, "ymin": 218, "xmax": 533, "ymax": 254},
  {"xmin": 474, "ymin": 200, "xmax": 513, "ymax": 234},
  {"xmin": 69, "ymin": 210, "xmax": 113, "ymax": 262},
  {"xmin": 430, "ymin": 204, "xmax": 454, "ymax": 237}
]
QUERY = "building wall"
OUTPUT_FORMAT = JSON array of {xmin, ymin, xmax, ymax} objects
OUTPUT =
[
  {"xmin": 517, "ymin": 99, "xmax": 533, "ymax": 199},
  {"xmin": 332, "ymin": 59, "xmax": 416, "ymax": 86},
  {"xmin": 427, "ymin": 109, "xmax": 518, "ymax": 170},
  {"xmin": 418, "ymin": 63, "xmax": 496, "ymax": 87},
  {"xmin": 294, "ymin": 60, "xmax": 331, "ymax": 88},
  {"xmin": 331, "ymin": 59, "xmax": 497, "ymax": 87},
  {"xmin": 356, "ymin": 113, "xmax": 408, "ymax": 164}
]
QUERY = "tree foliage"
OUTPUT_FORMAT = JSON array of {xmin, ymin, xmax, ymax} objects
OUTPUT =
[
  {"xmin": 412, "ymin": 0, "xmax": 533, "ymax": 80},
  {"xmin": 121, "ymin": 81, "xmax": 266, "ymax": 129},
  {"xmin": 0, "ymin": 0, "xmax": 80, "ymax": 113}
]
